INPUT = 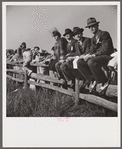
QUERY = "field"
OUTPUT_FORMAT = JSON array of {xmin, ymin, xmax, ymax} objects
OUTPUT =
[{"xmin": 6, "ymin": 79, "xmax": 117, "ymax": 117}]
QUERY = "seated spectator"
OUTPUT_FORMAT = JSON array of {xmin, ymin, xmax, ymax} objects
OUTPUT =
[
  {"xmin": 22, "ymin": 48, "xmax": 33, "ymax": 76},
  {"xmin": 60, "ymin": 27, "xmax": 91, "ymax": 90},
  {"xmin": 76, "ymin": 17, "xmax": 114, "ymax": 93},
  {"xmin": 108, "ymin": 51, "xmax": 117, "ymax": 71},
  {"xmin": 54, "ymin": 28, "xmax": 77, "ymax": 88},
  {"xmin": 10, "ymin": 48, "xmax": 23, "ymax": 62},
  {"xmin": 107, "ymin": 52, "xmax": 117, "ymax": 85},
  {"xmin": 6, "ymin": 49, "xmax": 14, "ymax": 60},
  {"xmin": 20, "ymin": 42, "xmax": 26, "ymax": 53},
  {"xmin": 48, "ymin": 30, "xmax": 67, "ymax": 77},
  {"xmin": 31, "ymin": 46, "xmax": 41, "ymax": 62}
]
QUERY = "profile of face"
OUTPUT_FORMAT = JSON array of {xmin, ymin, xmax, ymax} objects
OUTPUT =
[
  {"xmin": 65, "ymin": 34, "xmax": 72, "ymax": 41},
  {"xmin": 54, "ymin": 35, "xmax": 60, "ymax": 41},
  {"xmin": 74, "ymin": 32, "xmax": 83, "ymax": 41},
  {"xmin": 34, "ymin": 48, "xmax": 39, "ymax": 52},
  {"xmin": 89, "ymin": 24, "xmax": 99, "ymax": 35}
]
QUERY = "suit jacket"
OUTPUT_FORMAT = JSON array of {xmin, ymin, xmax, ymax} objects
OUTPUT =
[
  {"xmin": 54, "ymin": 37, "xmax": 68, "ymax": 60},
  {"xmin": 75, "ymin": 37, "xmax": 91, "ymax": 56},
  {"xmin": 89, "ymin": 30, "xmax": 114, "ymax": 56},
  {"xmin": 66, "ymin": 38, "xmax": 77, "ymax": 56}
]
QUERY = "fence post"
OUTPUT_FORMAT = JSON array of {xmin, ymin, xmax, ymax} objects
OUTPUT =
[
  {"xmin": 24, "ymin": 69, "xmax": 28, "ymax": 88},
  {"xmin": 75, "ymin": 78, "xmax": 79, "ymax": 105}
]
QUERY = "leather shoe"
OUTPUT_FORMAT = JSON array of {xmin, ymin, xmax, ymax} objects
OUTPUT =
[
  {"xmin": 62, "ymin": 80, "xmax": 68, "ymax": 89},
  {"xmin": 98, "ymin": 81, "xmax": 109, "ymax": 95},
  {"xmin": 69, "ymin": 83, "xmax": 75, "ymax": 91},
  {"xmin": 89, "ymin": 81, "xmax": 97, "ymax": 93}
]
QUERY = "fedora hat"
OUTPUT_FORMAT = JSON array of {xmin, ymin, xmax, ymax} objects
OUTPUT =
[
  {"xmin": 73, "ymin": 27, "xmax": 84, "ymax": 36},
  {"xmin": 63, "ymin": 28, "xmax": 73, "ymax": 36},
  {"xmin": 52, "ymin": 31, "xmax": 61, "ymax": 37},
  {"xmin": 85, "ymin": 17, "xmax": 100, "ymax": 28}
]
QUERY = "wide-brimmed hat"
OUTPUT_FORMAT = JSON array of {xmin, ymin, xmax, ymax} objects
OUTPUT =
[
  {"xmin": 73, "ymin": 27, "xmax": 84, "ymax": 36},
  {"xmin": 85, "ymin": 17, "xmax": 100, "ymax": 28},
  {"xmin": 20, "ymin": 42, "xmax": 26, "ymax": 48},
  {"xmin": 63, "ymin": 28, "xmax": 73, "ymax": 36},
  {"xmin": 52, "ymin": 31, "xmax": 61, "ymax": 37}
]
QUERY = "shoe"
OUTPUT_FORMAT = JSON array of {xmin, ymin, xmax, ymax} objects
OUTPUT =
[
  {"xmin": 98, "ymin": 81, "xmax": 109, "ymax": 95},
  {"xmin": 89, "ymin": 81, "xmax": 97, "ymax": 94},
  {"xmin": 62, "ymin": 80, "xmax": 67, "ymax": 89},
  {"xmin": 69, "ymin": 83, "xmax": 75, "ymax": 91},
  {"xmin": 82, "ymin": 80, "xmax": 90, "ymax": 89}
]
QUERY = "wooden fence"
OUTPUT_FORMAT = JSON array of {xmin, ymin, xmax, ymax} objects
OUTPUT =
[{"xmin": 6, "ymin": 61, "xmax": 118, "ymax": 112}]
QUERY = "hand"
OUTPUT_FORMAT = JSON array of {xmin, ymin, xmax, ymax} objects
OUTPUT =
[
  {"xmin": 31, "ymin": 60, "xmax": 36, "ymax": 63},
  {"xmin": 66, "ymin": 53, "xmax": 71, "ymax": 57},
  {"xmin": 59, "ymin": 60, "xmax": 64, "ymax": 63},
  {"xmin": 66, "ymin": 57, "xmax": 74, "ymax": 61},
  {"xmin": 79, "ymin": 55, "xmax": 85, "ymax": 59},
  {"xmin": 83, "ymin": 54, "xmax": 91, "ymax": 61}
]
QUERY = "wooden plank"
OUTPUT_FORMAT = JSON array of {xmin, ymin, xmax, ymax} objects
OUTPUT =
[
  {"xmin": 30, "ymin": 62, "xmax": 49, "ymax": 67},
  {"xmin": 79, "ymin": 93, "xmax": 117, "ymax": 112},
  {"xmin": 28, "ymin": 80, "xmax": 117, "ymax": 112},
  {"xmin": 24, "ymin": 70, "xmax": 28, "ymax": 88},
  {"xmin": 6, "ymin": 69, "xmax": 24, "ymax": 74},
  {"xmin": 7, "ymin": 74, "xmax": 24, "ymax": 83},
  {"xmin": 30, "ymin": 72, "xmax": 63, "ymax": 84},
  {"xmin": 28, "ymin": 80, "xmax": 74, "ymax": 96},
  {"xmin": 6, "ymin": 61, "xmax": 23, "ymax": 66},
  {"xmin": 75, "ymin": 78, "xmax": 79, "ymax": 105}
]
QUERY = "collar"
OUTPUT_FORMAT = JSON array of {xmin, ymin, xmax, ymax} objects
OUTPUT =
[{"xmin": 79, "ymin": 37, "xmax": 84, "ymax": 43}]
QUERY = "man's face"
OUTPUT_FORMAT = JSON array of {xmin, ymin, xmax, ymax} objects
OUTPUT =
[
  {"xmin": 89, "ymin": 24, "xmax": 98, "ymax": 35},
  {"xmin": 65, "ymin": 34, "xmax": 72, "ymax": 41},
  {"xmin": 54, "ymin": 35, "xmax": 60, "ymax": 41},
  {"xmin": 21, "ymin": 44, "xmax": 25, "ymax": 48},
  {"xmin": 74, "ymin": 32, "xmax": 83, "ymax": 41},
  {"xmin": 34, "ymin": 48, "xmax": 39, "ymax": 52}
]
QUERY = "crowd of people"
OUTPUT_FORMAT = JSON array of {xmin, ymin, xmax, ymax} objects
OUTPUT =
[{"xmin": 6, "ymin": 17, "xmax": 118, "ymax": 94}]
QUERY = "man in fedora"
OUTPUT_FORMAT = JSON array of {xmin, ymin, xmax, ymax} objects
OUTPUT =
[
  {"xmin": 60, "ymin": 27, "xmax": 91, "ymax": 90},
  {"xmin": 48, "ymin": 30, "xmax": 67, "ymax": 75},
  {"xmin": 77, "ymin": 17, "xmax": 114, "ymax": 93},
  {"xmin": 55, "ymin": 28, "xmax": 77, "ymax": 88}
]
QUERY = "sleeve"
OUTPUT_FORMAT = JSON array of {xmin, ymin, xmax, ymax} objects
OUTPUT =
[
  {"xmin": 74, "ymin": 42, "xmax": 80, "ymax": 56},
  {"xmin": 94, "ymin": 31, "xmax": 114, "ymax": 56},
  {"xmin": 69, "ymin": 39, "xmax": 77, "ymax": 56},
  {"xmin": 59, "ymin": 38, "xmax": 67, "ymax": 57},
  {"xmin": 84, "ymin": 38, "xmax": 91, "ymax": 54}
]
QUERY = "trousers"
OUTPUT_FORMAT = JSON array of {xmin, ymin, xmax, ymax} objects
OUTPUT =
[
  {"xmin": 77, "ymin": 55, "xmax": 112, "ymax": 84},
  {"xmin": 61, "ymin": 60, "xmax": 85, "ymax": 82}
]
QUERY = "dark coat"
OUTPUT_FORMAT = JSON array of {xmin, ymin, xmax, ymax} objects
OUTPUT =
[
  {"xmin": 89, "ymin": 30, "xmax": 114, "ymax": 56},
  {"xmin": 54, "ymin": 37, "xmax": 68, "ymax": 60},
  {"xmin": 75, "ymin": 37, "xmax": 91, "ymax": 56},
  {"xmin": 66, "ymin": 38, "xmax": 77, "ymax": 56}
]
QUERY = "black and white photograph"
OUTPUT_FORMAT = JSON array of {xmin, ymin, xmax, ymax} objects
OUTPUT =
[{"xmin": 2, "ymin": 1, "xmax": 120, "ymax": 147}]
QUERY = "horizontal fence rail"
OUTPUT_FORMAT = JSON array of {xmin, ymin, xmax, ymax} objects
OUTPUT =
[{"xmin": 6, "ymin": 61, "xmax": 118, "ymax": 112}]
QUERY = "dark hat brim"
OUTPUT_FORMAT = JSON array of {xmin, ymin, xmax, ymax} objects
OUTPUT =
[
  {"xmin": 63, "ymin": 32, "xmax": 73, "ymax": 36},
  {"xmin": 73, "ymin": 28, "xmax": 84, "ymax": 36},
  {"xmin": 85, "ymin": 21, "xmax": 100, "ymax": 28}
]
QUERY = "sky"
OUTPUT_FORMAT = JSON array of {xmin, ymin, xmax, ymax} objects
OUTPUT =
[{"xmin": 6, "ymin": 3, "xmax": 118, "ymax": 52}]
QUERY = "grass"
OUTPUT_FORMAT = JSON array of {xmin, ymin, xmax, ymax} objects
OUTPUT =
[{"xmin": 6, "ymin": 79, "xmax": 117, "ymax": 117}]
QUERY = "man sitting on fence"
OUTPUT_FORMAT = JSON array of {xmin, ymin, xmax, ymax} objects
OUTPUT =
[
  {"xmin": 48, "ymin": 30, "xmax": 68, "ymax": 77},
  {"xmin": 76, "ymin": 17, "xmax": 114, "ymax": 93},
  {"xmin": 31, "ymin": 46, "xmax": 49, "ymax": 78},
  {"xmin": 60, "ymin": 27, "xmax": 91, "ymax": 90},
  {"xmin": 55, "ymin": 28, "xmax": 77, "ymax": 88}
]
